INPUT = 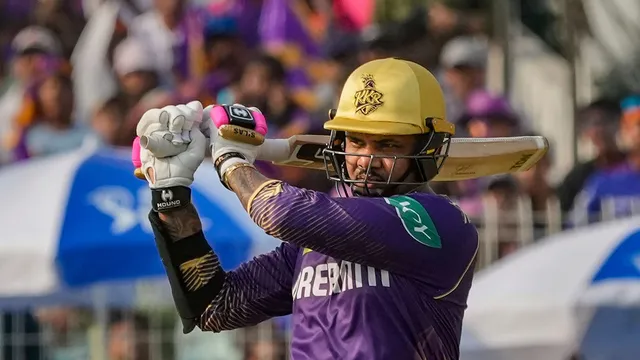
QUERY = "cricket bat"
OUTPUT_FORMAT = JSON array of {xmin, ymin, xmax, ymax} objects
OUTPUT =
[
  {"xmin": 256, "ymin": 135, "xmax": 549, "ymax": 181},
  {"xmin": 136, "ymin": 134, "xmax": 549, "ymax": 182}
]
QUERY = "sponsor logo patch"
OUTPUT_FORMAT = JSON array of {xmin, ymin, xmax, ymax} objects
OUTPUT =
[{"xmin": 384, "ymin": 195, "xmax": 442, "ymax": 248}]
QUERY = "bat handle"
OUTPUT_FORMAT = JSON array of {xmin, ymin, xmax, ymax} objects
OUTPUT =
[
  {"xmin": 132, "ymin": 137, "xmax": 292, "ymax": 180},
  {"xmin": 257, "ymin": 138, "xmax": 293, "ymax": 162}
]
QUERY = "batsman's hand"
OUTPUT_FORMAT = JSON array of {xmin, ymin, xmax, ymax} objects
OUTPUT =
[
  {"xmin": 133, "ymin": 101, "xmax": 211, "ymax": 189},
  {"xmin": 209, "ymin": 104, "xmax": 268, "ymax": 184}
]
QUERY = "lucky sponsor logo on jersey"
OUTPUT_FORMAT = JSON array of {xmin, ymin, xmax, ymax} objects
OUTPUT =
[
  {"xmin": 292, "ymin": 260, "xmax": 391, "ymax": 300},
  {"xmin": 385, "ymin": 195, "xmax": 442, "ymax": 248}
]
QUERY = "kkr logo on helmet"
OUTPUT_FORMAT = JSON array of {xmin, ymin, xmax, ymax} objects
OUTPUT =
[{"xmin": 354, "ymin": 74, "xmax": 384, "ymax": 115}]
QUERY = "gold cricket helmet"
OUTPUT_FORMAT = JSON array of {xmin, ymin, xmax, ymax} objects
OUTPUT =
[
  {"xmin": 325, "ymin": 57, "xmax": 455, "ymax": 135},
  {"xmin": 322, "ymin": 58, "xmax": 456, "ymax": 196}
]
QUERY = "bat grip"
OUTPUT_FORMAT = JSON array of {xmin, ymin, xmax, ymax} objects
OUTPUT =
[
  {"xmin": 257, "ymin": 139, "xmax": 292, "ymax": 162},
  {"xmin": 141, "ymin": 134, "xmax": 292, "ymax": 162}
]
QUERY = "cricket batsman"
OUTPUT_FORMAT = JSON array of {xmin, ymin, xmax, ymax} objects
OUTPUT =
[{"xmin": 135, "ymin": 58, "xmax": 479, "ymax": 359}]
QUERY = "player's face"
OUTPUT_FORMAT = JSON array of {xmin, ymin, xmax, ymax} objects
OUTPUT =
[{"xmin": 344, "ymin": 133, "xmax": 416, "ymax": 194}]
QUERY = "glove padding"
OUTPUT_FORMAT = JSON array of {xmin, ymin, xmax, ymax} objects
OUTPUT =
[
  {"xmin": 209, "ymin": 104, "xmax": 268, "ymax": 179},
  {"xmin": 134, "ymin": 101, "xmax": 210, "ymax": 189}
]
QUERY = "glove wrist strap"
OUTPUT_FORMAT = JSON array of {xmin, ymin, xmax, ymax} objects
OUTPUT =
[
  {"xmin": 214, "ymin": 152, "xmax": 250, "ymax": 189},
  {"xmin": 214, "ymin": 152, "xmax": 246, "ymax": 171},
  {"xmin": 152, "ymin": 186, "xmax": 191, "ymax": 213}
]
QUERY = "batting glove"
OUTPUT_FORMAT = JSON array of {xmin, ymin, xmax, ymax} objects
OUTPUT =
[
  {"xmin": 133, "ymin": 101, "xmax": 210, "ymax": 212},
  {"xmin": 208, "ymin": 104, "xmax": 268, "ymax": 187}
]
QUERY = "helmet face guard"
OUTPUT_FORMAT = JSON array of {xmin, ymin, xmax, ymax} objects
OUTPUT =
[{"xmin": 322, "ymin": 118, "xmax": 452, "ymax": 197}]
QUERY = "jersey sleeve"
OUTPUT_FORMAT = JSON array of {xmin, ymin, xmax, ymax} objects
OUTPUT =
[
  {"xmin": 248, "ymin": 181, "xmax": 478, "ymax": 296},
  {"xmin": 199, "ymin": 242, "xmax": 299, "ymax": 332}
]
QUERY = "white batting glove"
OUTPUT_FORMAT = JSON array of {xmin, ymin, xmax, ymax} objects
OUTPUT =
[
  {"xmin": 207, "ymin": 104, "xmax": 269, "ymax": 186},
  {"xmin": 135, "ymin": 101, "xmax": 209, "ymax": 189}
]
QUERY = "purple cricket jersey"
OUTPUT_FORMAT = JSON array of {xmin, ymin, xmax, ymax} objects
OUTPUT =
[{"xmin": 199, "ymin": 181, "xmax": 478, "ymax": 360}]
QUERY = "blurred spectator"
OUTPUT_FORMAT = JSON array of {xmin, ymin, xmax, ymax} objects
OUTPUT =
[
  {"xmin": 0, "ymin": 26, "xmax": 63, "ymax": 163},
  {"xmin": 357, "ymin": 23, "xmax": 398, "ymax": 64},
  {"xmin": 174, "ymin": 326, "xmax": 242, "ymax": 360},
  {"xmin": 573, "ymin": 95, "xmax": 640, "ymax": 223},
  {"xmin": 467, "ymin": 143, "xmax": 554, "ymax": 257},
  {"xmin": 332, "ymin": 0, "xmax": 375, "ymax": 32},
  {"xmin": 255, "ymin": 0, "xmax": 322, "ymax": 112},
  {"xmin": 439, "ymin": 35, "xmax": 488, "ymax": 130},
  {"xmin": 108, "ymin": 312, "xmax": 151, "ymax": 360},
  {"xmin": 515, "ymin": 138, "xmax": 555, "ymax": 212},
  {"xmin": 459, "ymin": 90, "xmax": 521, "ymax": 138},
  {"xmin": 242, "ymin": 323, "xmax": 288, "ymax": 360},
  {"xmin": 8, "ymin": 25, "xmax": 63, "ymax": 81},
  {"xmin": 113, "ymin": 38, "xmax": 165, "ymax": 106},
  {"xmin": 81, "ymin": 0, "xmax": 152, "ymax": 22},
  {"xmin": 112, "ymin": 37, "xmax": 174, "ymax": 146},
  {"xmin": 556, "ymin": 99, "xmax": 626, "ymax": 214},
  {"xmin": 220, "ymin": 53, "xmax": 331, "ymax": 191},
  {"xmin": 315, "ymin": 30, "xmax": 360, "ymax": 111},
  {"xmin": 22, "ymin": 72, "xmax": 90, "ymax": 159},
  {"xmin": 481, "ymin": 174, "xmax": 522, "ymax": 258},
  {"xmin": 199, "ymin": 14, "xmax": 249, "ymax": 103},
  {"xmin": 372, "ymin": 0, "xmax": 486, "ymax": 37},
  {"xmin": 372, "ymin": 0, "xmax": 421, "ymax": 24},
  {"xmin": 362, "ymin": 1, "xmax": 489, "ymax": 69},
  {"xmin": 34, "ymin": 307, "xmax": 92, "ymax": 360},
  {"xmin": 128, "ymin": 0, "xmax": 205, "ymax": 86},
  {"xmin": 91, "ymin": 96, "xmax": 128, "ymax": 146},
  {"xmin": 514, "ymin": 134, "xmax": 557, "ymax": 240},
  {"xmin": 32, "ymin": 0, "xmax": 86, "ymax": 59},
  {"xmin": 222, "ymin": 53, "xmax": 314, "ymax": 138},
  {"xmin": 427, "ymin": 1, "xmax": 486, "ymax": 37},
  {"xmin": 387, "ymin": 4, "xmax": 434, "ymax": 68}
]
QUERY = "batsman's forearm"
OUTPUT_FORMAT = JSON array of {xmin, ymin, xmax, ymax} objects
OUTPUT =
[
  {"xmin": 225, "ymin": 165, "xmax": 274, "ymax": 210},
  {"xmin": 158, "ymin": 204, "xmax": 202, "ymax": 240},
  {"xmin": 149, "ymin": 205, "xmax": 226, "ymax": 333},
  {"xmin": 151, "ymin": 201, "xmax": 293, "ymax": 334}
]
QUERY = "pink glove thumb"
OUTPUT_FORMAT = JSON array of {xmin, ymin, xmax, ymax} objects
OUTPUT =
[{"xmin": 132, "ymin": 137, "xmax": 145, "ymax": 180}]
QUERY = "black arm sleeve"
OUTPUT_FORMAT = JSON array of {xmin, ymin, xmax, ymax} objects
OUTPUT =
[{"xmin": 148, "ymin": 211, "xmax": 226, "ymax": 333}]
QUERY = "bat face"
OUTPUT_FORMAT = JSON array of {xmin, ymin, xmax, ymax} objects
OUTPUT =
[
  {"xmin": 267, "ymin": 135, "xmax": 549, "ymax": 182},
  {"xmin": 434, "ymin": 147, "xmax": 546, "ymax": 181}
]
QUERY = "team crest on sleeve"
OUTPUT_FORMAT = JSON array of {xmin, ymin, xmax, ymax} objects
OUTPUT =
[
  {"xmin": 384, "ymin": 196, "xmax": 442, "ymax": 248},
  {"xmin": 179, "ymin": 252, "xmax": 218, "ymax": 292},
  {"xmin": 354, "ymin": 74, "xmax": 384, "ymax": 115}
]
